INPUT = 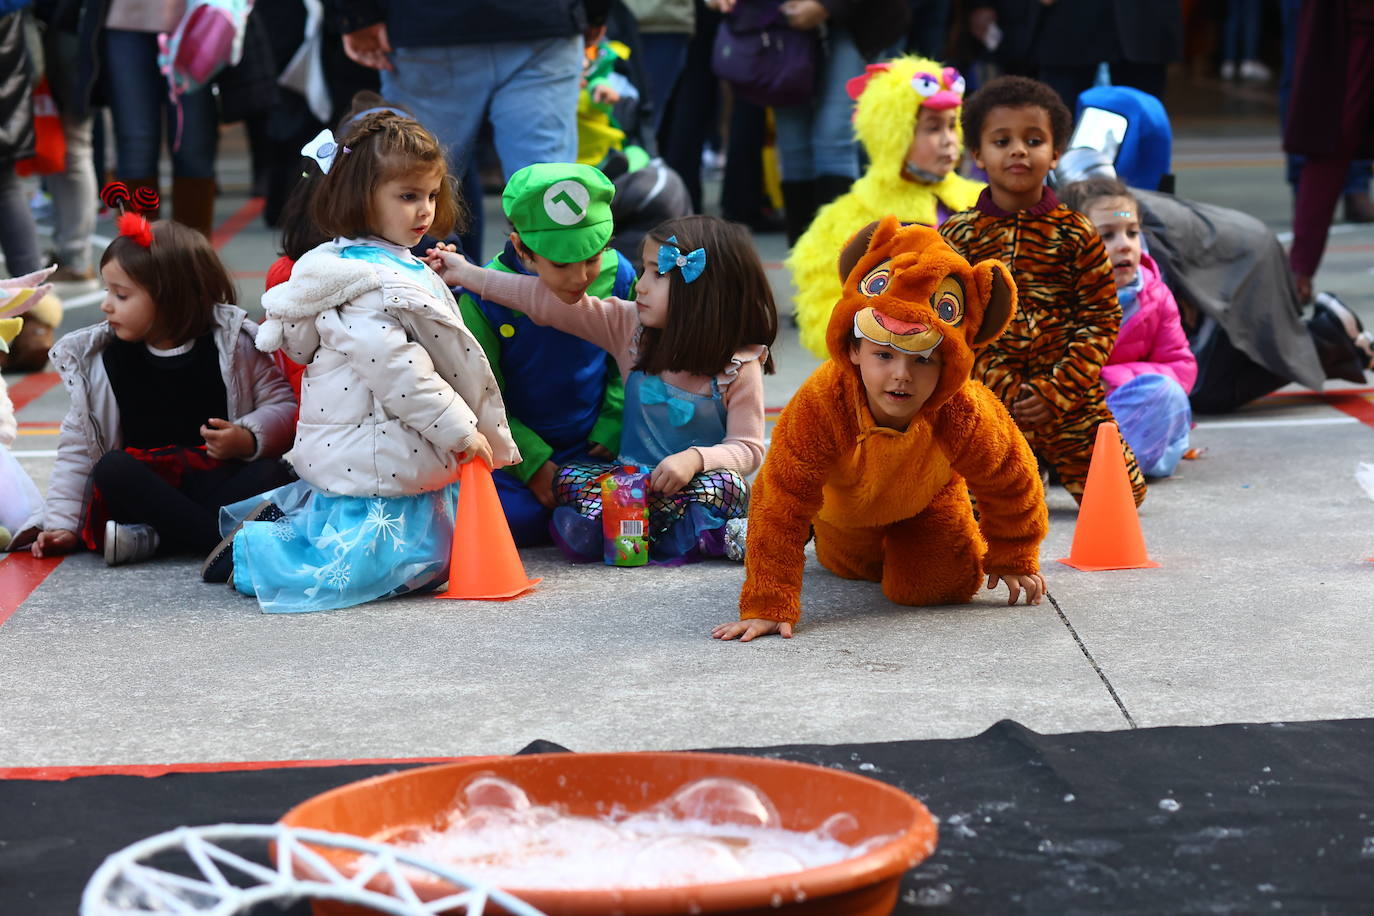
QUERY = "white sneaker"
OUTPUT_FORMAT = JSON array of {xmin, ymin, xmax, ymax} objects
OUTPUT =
[
  {"xmin": 1239, "ymin": 59, "xmax": 1271, "ymax": 81},
  {"xmin": 104, "ymin": 520, "xmax": 160, "ymax": 566},
  {"xmin": 1220, "ymin": 60, "xmax": 1236, "ymax": 80}
]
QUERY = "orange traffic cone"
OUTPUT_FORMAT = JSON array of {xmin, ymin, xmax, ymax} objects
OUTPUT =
[
  {"xmin": 1058, "ymin": 422, "xmax": 1159, "ymax": 571},
  {"xmin": 437, "ymin": 460, "xmax": 540, "ymax": 600}
]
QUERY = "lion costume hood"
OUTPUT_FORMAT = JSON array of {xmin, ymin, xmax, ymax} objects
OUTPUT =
[{"xmin": 828, "ymin": 216, "xmax": 1015, "ymax": 415}]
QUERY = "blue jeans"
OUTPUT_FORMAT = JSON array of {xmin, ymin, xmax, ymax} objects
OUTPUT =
[
  {"xmin": 101, "ymin": 29, "xmax": 218, "ymax": 179},
  {"xmin": 774, "ymin": 26, "xmax": 865, "ymax": 181},
  {"xmin": 1221, "ymin": 0, "xmax": 1261, "ymax": 63},
  {"xmin": 382, "ymin": 37, "xmax": 581, "ymax": 181},
  {"xmin": 0, "ymin": 166, "xmax": 42, "ymax": 277},
  {"xmin": 639, "ymin": 33, "xmax": 691, "ymax": 135}
]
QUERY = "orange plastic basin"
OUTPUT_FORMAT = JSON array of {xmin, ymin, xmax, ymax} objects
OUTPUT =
[{"xmin": 278, "ymin": 751, "xmax": 938, "ymax": 916}]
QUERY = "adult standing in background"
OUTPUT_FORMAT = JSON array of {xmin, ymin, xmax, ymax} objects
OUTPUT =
[
  {"xmin": 624, "ymin": 0, "xmax": 695, "ymax": 136},
  {"xmin": 773, "ymin": 0, "xmax": 910, "ymax": 246},
  {"xmin": 32, "ymin": 0, "xmax": 100, "ymax": 282},
  {"xmin": 331, "ymin": 0, "xmax": 585, "ymax": 258},
  {"xmin": 968, "ymin": 0, "xmax": 1181, "ymax": 110},
  {"xmin": 102, "ymin": 0, "xmax": 221, "ymax": 236},
  {"xmin": 0, "ymin": 6, "xmax": 42, "ymax": 280},
  {"xmin": 1286, "ymin": 0, "xmax": 1374, "ymax": 303}
]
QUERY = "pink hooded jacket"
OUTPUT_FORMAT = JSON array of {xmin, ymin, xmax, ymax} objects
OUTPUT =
[{"xmin": 1101, "ymin": 253, "xmax": 1198, "ymax": 394}]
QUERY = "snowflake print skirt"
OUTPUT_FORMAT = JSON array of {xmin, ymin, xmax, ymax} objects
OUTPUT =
[{"xmin": 219, "ymin": 479, "xmax": 460, "ymax": 614}]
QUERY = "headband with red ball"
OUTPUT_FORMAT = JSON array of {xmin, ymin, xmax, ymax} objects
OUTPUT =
[{"xmin": 101, "ymin": 181, "xmax": 160, "ymax": 248}]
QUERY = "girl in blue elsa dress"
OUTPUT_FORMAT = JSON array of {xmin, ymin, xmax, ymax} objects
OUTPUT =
[{"xmin": 208, "ymin": 112, "xmax": 518, "ymax": 612}]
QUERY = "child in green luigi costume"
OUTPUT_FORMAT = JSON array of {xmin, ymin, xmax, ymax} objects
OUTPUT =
[{"xmin": 453, "ymin": 162, "xmax": 637, "ymax": 546}]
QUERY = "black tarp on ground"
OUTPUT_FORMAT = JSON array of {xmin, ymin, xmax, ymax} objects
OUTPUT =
[{"xmin": 4, "ymin": 719, "xmax": 1374, "ymax": 914}]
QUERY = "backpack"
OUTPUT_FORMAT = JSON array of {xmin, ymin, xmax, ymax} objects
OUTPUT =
[
  {"xmin": 711, "ymin": 1, "xmax": 819, "ymax": 109},
  {"xmin": 157, "ymin": 0, "xmax": 254, "ymax": 101}
]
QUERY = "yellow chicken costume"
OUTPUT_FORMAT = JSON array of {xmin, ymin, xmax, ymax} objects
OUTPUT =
[
  {"xmin": 790, "ymin": 57, "xmax": 985, "ymax": 358},
  {"xmin": 739, "ymin": 218, "xmax": 1047, "ymax": 625}
]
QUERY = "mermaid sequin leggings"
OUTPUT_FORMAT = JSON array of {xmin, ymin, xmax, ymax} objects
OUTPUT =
[{"xmin": 554, "ymin": 462, "xmax": 749, "ymax": 541}]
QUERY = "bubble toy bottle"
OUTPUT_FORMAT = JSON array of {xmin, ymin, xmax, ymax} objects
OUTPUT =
[{"xmin": 601, "ymin": 467, "xmax": 650, "ymax": 567}]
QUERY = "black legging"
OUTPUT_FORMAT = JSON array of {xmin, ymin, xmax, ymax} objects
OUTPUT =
[{"xmin": 91, "ymin": 451, "xmax": 295, "ymax": 555}]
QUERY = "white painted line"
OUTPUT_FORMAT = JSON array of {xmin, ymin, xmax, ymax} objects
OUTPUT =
[
  {"xmin": 11, "ymin": 449, "xmax": 58, "ymax": 458},
  {"xmin": 1196, "ymin": 416, "xmax": 1357, "ymax": 429},
  {"xmin": 1275, "ymin": 224, "xmax": 1358, "ymax": 244}
]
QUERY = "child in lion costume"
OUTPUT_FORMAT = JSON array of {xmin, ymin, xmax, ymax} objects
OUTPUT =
[{"xmin": 715, "ymin": 218, "xmax": 1047, "ymax": 641}]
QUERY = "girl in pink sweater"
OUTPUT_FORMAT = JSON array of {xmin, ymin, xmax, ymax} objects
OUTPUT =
[
  {"xmin": 1063, "ymin": 178, "xmax": 1198, "ymax": 478},
  {"xmin": 430, "ymin": 215, "xmax": 777, "ymax": 562}
]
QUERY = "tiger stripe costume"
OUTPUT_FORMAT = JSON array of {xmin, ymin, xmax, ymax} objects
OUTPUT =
[{"xmin": 940, "ymin": 187, "xmax": 1147, "ymax": 505}]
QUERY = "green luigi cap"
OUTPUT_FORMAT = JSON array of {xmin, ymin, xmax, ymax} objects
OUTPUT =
[{"xmin": 502, "ymin": 163, "xmax": 616, "ymax": 263}]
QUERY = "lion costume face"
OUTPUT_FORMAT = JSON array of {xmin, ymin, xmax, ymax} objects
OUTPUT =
[{"xmin": 826, "ymin": 216, "xmax": 1016, "ymax": 414}]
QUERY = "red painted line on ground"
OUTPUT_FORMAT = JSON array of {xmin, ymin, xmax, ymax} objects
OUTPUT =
[
  {"xmin": 211, "ymin": 196, "xmax": 266, "ymax": 251},
  {"xmin": 1324, "ymin": 392, "xmax": 1374, "ymax": 429},
  {"xmin": 5, "ymin": 371, "xmax": 61, "ymax": 412},
  {"xmin": 0, "ymin": 754, "xmax": 493, "ymax": 782},
  {"xmin": 0, "ymin": 553, "xmax": 63, "ymax": 630}
]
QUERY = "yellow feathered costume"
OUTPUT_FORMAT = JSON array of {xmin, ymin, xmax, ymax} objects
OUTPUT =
[{"xmin": 789, "ymin": 56, "xmax": 985, "ymax": 357}]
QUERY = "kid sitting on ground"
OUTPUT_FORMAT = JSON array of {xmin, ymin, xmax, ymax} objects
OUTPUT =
[
  {"xmin": 714, "ymin": 218, "xmax": 1048, "ymax": 641},
  {"xmin": 21, "ymin": 212, "xmax": 297, "ymax": 565},
  {"xmin": 429, "ymin": 214, "xmax": 775, "ymax": 564},
  {"xmin": 207, "ymin": 110, "xmax": 518, "ymax": 613},
  {"xmin": 454, "ymin": 162, "xmax": 634, "ymax": 547},
  {"xmin": 939, "ymin": 75, "xmax": 1147, "ymax": 507},
  {"xmin": 1061, "ymin": 177, "xmax": 1197, "ymax": 478}
]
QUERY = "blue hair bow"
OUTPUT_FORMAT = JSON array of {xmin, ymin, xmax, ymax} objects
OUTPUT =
[
  {"xmin": 657, "ymin": 235, "xmax": 707, "ymax": 283},
  {"xmin": 638, "ymin": 375, "xmax": 697, "ymax": 426}
]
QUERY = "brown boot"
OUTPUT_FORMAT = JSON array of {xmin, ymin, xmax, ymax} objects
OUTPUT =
[
  {"xmin": 1344, "ymin": 191, "xmax": 1374, "ymax": 223},
  {"xmin": 121, "ymin": 177, "xmax": 161, "ymax": 218},
  {"xmin": 172, "ymin": 176, "xmax": 217, "ymax": 237}
]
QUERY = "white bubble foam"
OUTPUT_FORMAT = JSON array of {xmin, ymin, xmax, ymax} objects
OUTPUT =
[{"xmin": 383, "ymin": 776, "xmax": 870, "ymax": 890}]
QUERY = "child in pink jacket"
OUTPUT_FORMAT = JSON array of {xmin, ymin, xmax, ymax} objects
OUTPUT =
[{"xmin": 1064, "ymin": 178, "xmax": 1197, "ymax": 477}]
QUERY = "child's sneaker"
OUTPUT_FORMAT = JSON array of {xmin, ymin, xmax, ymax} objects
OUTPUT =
[
  {"xmin": 1311, "ymin": 292, "xmax": 1373, "ymax": 380},
  {"xmin": 104, "ymin": 521, "xmax": 159, "ymax": 566},
  {"xmin": 724, "ymin": 517, "xmax": 747, "ymax": 562}
]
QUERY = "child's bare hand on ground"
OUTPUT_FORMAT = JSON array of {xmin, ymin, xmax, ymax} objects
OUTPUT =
[
  {"xmin": 987, "ymin": 571, "xmax": 1047, "ymax": 605},
  {"xmin": 423, "ymin": 246, "xmax": 473, "ymax": 286},
  {"xmin": 201, "ymin": 418, "xmax": 255, "ymax": 460},
  {"xmin": 528, "ymin": 460, "xmax": 558, "ymax": 508},
  {"xmin": 712, "ymin": 619, "xmax": 794, "ymax": 641},
  {"xmin": 1012, "ymin": 384, "xmax": 1053, "ymax": 426},
  {"xmin": 650, "ymin": 449, "xmax": 703, "ymax": 495},
  {"xmin": 459, "ymin": 431, "xmax": 496, "ymax": 469},
  {"xmin": 31, "ymin": 529, "xmax": 79, "ymax": 557}
]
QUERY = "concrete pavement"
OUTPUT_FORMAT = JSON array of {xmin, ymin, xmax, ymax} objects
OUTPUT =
[{"xmin": 2, "ymin": 77, "xmax": 1372, "ymax": 769}]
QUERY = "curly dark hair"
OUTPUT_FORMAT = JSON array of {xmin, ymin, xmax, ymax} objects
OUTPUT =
[{"xmin": 961, "ymin": 75, "xmax": 1074, "ymax": 155}]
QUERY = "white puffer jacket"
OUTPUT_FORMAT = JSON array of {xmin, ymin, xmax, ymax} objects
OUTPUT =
[
  {"xmin": 39, "ymin": 305, "xmax": 298, "ymax": 536},
  {"xmin": 257, "ymin": 239, "xmax": 518, "ymax": 497}
]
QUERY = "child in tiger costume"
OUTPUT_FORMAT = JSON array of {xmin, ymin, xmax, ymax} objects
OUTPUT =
[{"xmin": 939, "ymin": 76, "xmax": 1147, "ymax": 506}]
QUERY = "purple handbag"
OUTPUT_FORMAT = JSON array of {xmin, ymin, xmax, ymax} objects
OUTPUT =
[{"xmin": 711, "ymin": 1, "xmax": 820, "ymax": 108}]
